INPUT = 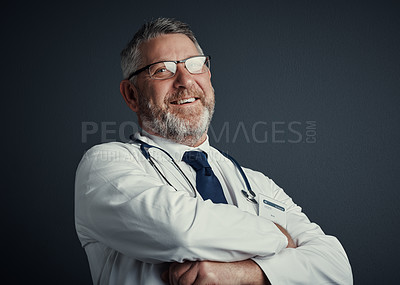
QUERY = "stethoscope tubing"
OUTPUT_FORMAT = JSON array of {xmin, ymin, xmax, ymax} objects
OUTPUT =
[
  {"xmin": 138, "ymin": 139, "xmax": 197, "ymax": 197},
  {"xmin": 133, "ymin": 138, "xmax": 257, "ymax": 204}
]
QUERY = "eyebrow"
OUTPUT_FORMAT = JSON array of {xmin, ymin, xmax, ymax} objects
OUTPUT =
[{"xmin": 147, "ymin": 54, "xmax": 202, "ymax": 64}]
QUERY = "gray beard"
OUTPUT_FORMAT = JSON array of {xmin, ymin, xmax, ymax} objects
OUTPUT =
[
  {"xmin": 138, "ymin": 89, "xmax": 215, "ymax": 146},
  {"xmin": 142, "ymin": 103, "xmax": 213, "ymax": 146}
]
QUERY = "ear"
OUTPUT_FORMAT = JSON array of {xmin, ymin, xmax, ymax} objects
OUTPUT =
[{"xmin": 120, "ymin": 80, "xmax": 139, "ymax": 112}]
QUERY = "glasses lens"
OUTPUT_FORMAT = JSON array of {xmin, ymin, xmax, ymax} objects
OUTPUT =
[
  {"xmin": 186, "ymin": 56, "xmax": 209, "ymax": 74},
  {"xmin": 149, "ymin": 62, "xmax": 176, "ymax": 79}
]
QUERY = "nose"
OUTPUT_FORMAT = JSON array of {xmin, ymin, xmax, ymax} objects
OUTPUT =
[{"xmin": 172, "ymin": 63, "xmax": 195, "ymax": 89}]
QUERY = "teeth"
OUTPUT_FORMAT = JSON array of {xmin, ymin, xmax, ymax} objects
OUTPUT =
[{"xmin": 176, "ymin": 98, "xmax": 196, "ymax": 105}]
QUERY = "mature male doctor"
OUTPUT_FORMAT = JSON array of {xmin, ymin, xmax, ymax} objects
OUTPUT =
[{"xmin": 75, "ymin": 18, "xmax": 353, "ymax": 284}]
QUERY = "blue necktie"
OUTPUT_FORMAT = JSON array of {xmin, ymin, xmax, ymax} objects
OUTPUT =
[{"xmin": 182, "ymin": 151, "xmax": 227, "ymax": 204}]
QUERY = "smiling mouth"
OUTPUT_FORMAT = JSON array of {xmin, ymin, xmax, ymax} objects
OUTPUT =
[{"xmin": 170, "ymin": 98, "xmax": 198, "ymax": 105}]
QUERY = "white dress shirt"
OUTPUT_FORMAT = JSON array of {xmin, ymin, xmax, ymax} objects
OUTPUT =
[{"xmin": 75, "ymin": 132, "xmax": 352, "ymax": 284}]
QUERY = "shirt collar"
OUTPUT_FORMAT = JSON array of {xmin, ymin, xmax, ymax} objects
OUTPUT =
[{"xmin": 133, "ymin": 130, "xmax": 211, "ymax": 162}]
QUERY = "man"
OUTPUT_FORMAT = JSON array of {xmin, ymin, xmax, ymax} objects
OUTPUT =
[{"xmin": 75, "ymin": 18, "xmax": 352, "ymax": 284}]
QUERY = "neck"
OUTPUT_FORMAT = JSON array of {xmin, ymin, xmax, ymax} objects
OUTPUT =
[{"xmin": 140, "ymin": 127, "xmax": 207, "ymax": 147}]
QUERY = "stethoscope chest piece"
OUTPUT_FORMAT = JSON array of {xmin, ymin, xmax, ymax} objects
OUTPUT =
[{"xmin": 241, "ymin": 189, "xmax": 258, "ymax": 204}]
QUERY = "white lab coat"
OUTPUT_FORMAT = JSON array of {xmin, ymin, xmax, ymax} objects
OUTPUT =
[{"xmin": 75, "ymin": 132, "xmax": 352, "ymax": 284}]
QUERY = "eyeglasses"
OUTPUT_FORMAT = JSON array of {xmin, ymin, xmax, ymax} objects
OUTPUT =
[{"xmin": 127, "ymin": 55, "xmax": 211, "ymax": 80}]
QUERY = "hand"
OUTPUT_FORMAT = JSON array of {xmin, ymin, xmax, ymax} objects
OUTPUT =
[
  {"xmin": 274, "ymin": 223, "xmax": 297, "ymax": 248},
  {"xmin": 161, "ymin": 260, "xmax": 269, "ymax": 285}
]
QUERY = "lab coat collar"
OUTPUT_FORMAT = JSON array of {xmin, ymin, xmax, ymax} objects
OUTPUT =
[{"xmin": 133, "ymin": 130, "xmax": 211, "ymax": 162}]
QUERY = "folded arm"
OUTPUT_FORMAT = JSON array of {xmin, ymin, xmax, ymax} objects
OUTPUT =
[
  {"xmin": 75, "ymin": 143, "xmax": 352, "ymax": 284},
  {"xmin": 75, "ymin": 144, "xmax": 287, "ymax": 264},
  {"xmin": 163, "ymin": 225, "xmax": 296, "ymax": 285},
  {"xmin": 162, "ymin": 260, "xmax": 269, "ymax": 285},
  {"xmin": 163, "ymin": 170, "xmax": 353, "ymax": 284}
]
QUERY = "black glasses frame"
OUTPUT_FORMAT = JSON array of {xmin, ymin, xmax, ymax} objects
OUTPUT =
[{"xmin": 126, "ymin": 55, "xmax": 211, "ymax": 80}]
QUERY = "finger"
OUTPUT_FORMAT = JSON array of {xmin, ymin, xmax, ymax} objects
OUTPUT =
[
  {"xmin": 274, "ymin": 223, "xmax": 296, "ymax": 248},
  {"xmin": 169, "ymin": 261, "xmax": 194, "ymax": 285},
  {"xmin": 192, "ymin": 261, "xmax": 222, "ymax": 285},
  {"xmin": 178, "ymin": 261, "xmax": 199, "ymax": 285}
]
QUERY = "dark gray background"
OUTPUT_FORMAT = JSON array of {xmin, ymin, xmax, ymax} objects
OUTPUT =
[{"xmin": 4, "ymin": 0, "xmax": 399, "ymax": 284}]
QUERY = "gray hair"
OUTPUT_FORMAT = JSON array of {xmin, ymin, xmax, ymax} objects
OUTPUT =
[{"xmin": 120, "ymin": 18, "xmax": 204, "ymax": 81}]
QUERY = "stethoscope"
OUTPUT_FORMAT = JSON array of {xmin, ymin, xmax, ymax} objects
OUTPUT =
[{"xmin": 132, "ymin": 137, "xmax": 258, "ymax": 204}]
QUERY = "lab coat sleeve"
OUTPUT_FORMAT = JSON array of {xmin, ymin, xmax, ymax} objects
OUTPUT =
[
  {"xmin": 74, "ymin": 143, "xmax": 288, "ymax": 264},
  {"xmin": 249, "ymin": 173, "xmax": 353, "ymax": 284}
]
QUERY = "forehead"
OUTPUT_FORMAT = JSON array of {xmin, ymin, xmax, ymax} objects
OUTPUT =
[{"xmin": 139, "ymin": 34, "xmax": 200, "ymax": 65}]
